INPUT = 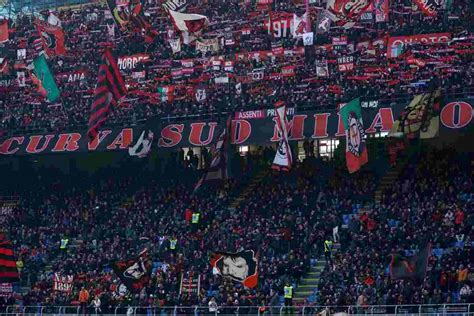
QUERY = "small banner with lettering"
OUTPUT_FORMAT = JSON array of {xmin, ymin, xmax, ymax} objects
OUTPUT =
[
  {"xmin": 53, "ymin": 273, "xmax": 73, "ymax": 292},
  {"xmin": 338, "ymin": 56, "xmax": 354, "ymax": 72},
  {"xmin": 0, "ymin": 283, "xmax": 12, "ymax": 297}
]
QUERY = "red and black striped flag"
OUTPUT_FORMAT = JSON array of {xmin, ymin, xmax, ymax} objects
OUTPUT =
[
  {"xmin": 0, "ymin": 233, "xmax": 19, "ymax": 283},
  {"xmin": 88, "ymin": 49, "xmax": 126, "ymax": 140}
]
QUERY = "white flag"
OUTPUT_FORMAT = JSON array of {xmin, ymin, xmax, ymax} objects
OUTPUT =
[
  {"xmin": 272, "ymin": 102, "xmax": 292, "ymax": 171},
  {"xmin": 16, "ymin": 71, "xmax": 26, "ymax": 87},
  {"xmin": 168, "ymin": 38, "xmax": 181, "ymax": 54},
  {"xmin": 48, "ymin": 13, "xmax": 61, "ymax": 26},
  {"xmin": 303, "ymin": 32, "xmax": 314, "ymax": 46},
  {"xmin": 129, "ymin": 130, "xmax": 154, "ymax": 158}
]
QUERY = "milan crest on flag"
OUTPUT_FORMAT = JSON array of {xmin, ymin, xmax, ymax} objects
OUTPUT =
[
  {"xmin": 0, "ymin": 233, "xmax": 19, "ymax": 283},
  {"xmin": 111, "ymin": 249, "xmax": 152, "ymax": 293},
  {"xmin": 339, "ymin": 98, "xmax": 368, "ymax": 173},
  {"xmin": 210, "ymin": 250, "xmax": 258, "ymax": 288},
  {"xmin": 390, "ymin": 244, "xmax": 431, "ymax": 283},
  {"xmin": 35, "ymin": 20, "xmax": 66, "ymax": 56},
  {"xmin": 88, "ymin": 49, "xmax": 127, "ymax": 140},
  {"xmin": 272, "ymin": 101, "xmax": 292, "ymax": 171}
]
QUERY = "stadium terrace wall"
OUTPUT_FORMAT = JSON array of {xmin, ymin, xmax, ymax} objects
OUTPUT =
[{"xmin": 0, "ymin": 100, "xmax": 472, "ymax": 156}]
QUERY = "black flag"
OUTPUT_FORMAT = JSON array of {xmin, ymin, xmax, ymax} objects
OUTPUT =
[
  {"xmin": 193, "ymin": 115, "xmax": 231, "ymax": 192},
  {"xmin": 389, "ymin": 244, "xmax": 431, "ymax": 283},
  {"xmin": 111, "ymin": 250, "xmax": 152, "ymax": 293}
]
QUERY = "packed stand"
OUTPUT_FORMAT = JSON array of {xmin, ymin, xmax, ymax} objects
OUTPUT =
[
  {"xmin": 0, "ymin": 0, "xmax": 473, "ymax": 136},
  {"xmin": 317, "ymin": 149, "xmax": 473, "ymax": 307}
]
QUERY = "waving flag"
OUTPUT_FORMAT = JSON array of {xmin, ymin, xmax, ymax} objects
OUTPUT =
[
  {"xmin": 388, "ymin": 89, "xmax": 442, "ymax": 139},
  {"xmin": 35, "ymin": 21, "xmax": 66, "ymax": 56},
  {"xmin": 292, "ymin": 13, "xmax": 307, "ymax": 38},
  {"xmin": 210, "ymin": 250, "xmax": 258, "ymax": 289},
  {"xmin": 413, "ymin": 0, "xmax": 441, "ymax": 17},
  {"xmin": 111, "ymin": 249, "xmax": 152, "ymax": 293},
  {"xmin": 390, "ymin": 244, "xmax": 431, "ymax": 283},
  {"xmin": 339, "ymin": 98, "xmax": 368, "ymax": 173},
  {"xmin": 194, "ymin": 116, "xmax": 231, "ymax": 192},
  {"xmin": 128, "ymin": 130, "xmax": 154, "ymax": 158},
  {"xmin": 168, "ymin": 10, "xmax": 208, "ymax": 42},
  {"xmin": 272, "ymin": 101, "xmax": 292, "ymax": 171},
  {"xmin": 326, "ymin": 0, "xmax": 373, "ymax": 28},
  {"xmin": 107, "ymin": 0, "xmax": 157, "ymax": 42},
  {"xmin": 0, "ymin": 20, "xmax": 8, "ymax": 43},
  {"xmin": 32, "ymin": 55, "xmax": 60, "ymax": 102},
  {"xmin": 88, "ymin": 49, "xmax": 127, "ymax": 140},
  {"xmin": 0, "ymin": 233, "xmax": 19, "ymax": 283}
]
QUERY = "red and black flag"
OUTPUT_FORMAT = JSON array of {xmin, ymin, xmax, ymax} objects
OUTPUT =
[
  {"xmin": 35, "ymin": 20, "xmax": 66, "ymax": 56},
  {"xmin": 0, "ymin": 233, "xmax": 20, "ymax": 283},
  {"xmin": 87, "ymin": 48, "xmax": 127, "ymax": 140},
  {"xmin": 210, "ymin": 250, "xmax": 258, "ymax": 288},
  {"xmin": 413, "ymin": 0, "xmax": 442, "ymax": 17},
  {"xmin": 193, "ymin": 115, "xmax": 231, "ymax": 192},
  {"xmin": 390, "ymin": 244, "xmax": 431, "ymax": 283},
  {"xmin": 0, "ymin": 20, "xmax": 9, "ymax": 43},
  {"xmin": 111, "ymin": 249, "xmax": 152, "ymax": 293},
  {"xmin": 107, "ymin": 0, "xmax": 157, "ymax": 43}
]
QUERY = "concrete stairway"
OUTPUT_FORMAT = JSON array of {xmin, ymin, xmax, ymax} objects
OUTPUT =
[
  {"xmin": 373, "ymin": 168, "xmax": 400, "ymax": 204},
  {"xmin": 293, "ymin": 258, "xmax": 325, "ymax": 304},
  {"xmin": 227, "ymin": 169, "xmax": 269, "ymax": 210},
  {"xmin": 293, "ymin": 243, "xmax": 341, "ymax": 304}
]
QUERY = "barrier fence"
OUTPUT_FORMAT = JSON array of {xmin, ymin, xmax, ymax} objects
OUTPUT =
[{"xmin": 2, "ymin": 303, "xmax": 473, "ymax": 315}]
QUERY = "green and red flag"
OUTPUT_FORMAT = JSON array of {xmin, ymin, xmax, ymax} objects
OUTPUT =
[
  {"xmin": 339, "ymin": 97, "xmax": 368, "ymax": 173},
  {"xmin": 32, "ymin": 54, "xmax": 60, "ymax": 102}
]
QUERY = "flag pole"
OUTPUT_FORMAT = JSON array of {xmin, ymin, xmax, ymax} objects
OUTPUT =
[{"xmin": 305, "ymin": 0, "xmax": 310, "ymax": 32}]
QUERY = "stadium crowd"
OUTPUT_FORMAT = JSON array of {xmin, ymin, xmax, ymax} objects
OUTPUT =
[
  {"xmin": 318, "ymin": 148, "xmax": 473, "ymax": 307},
  {"xmin": 0, "ymin": 0, "xmax": 473, "ymax": 136},
  {"xmin": 0, "ymin": 146, "xmax": 471, "ymax": 312}
]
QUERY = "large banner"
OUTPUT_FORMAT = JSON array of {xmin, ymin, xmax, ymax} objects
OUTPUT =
[
  {"xmin": 387, "ymin": 33, "xmax": 451, "ymax": 58},
  {"xmin": 0, "ymin": 100, "xmax": 472, "ymax": 156}
]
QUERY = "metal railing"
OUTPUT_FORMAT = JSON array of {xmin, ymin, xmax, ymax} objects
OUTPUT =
[{"xmin": 3, "ymin": 303, "xmax": 473, "ymax": 315}]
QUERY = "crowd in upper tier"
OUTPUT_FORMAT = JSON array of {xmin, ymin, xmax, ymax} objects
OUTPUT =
[
  {"xmin": 0, "ymin": 0, "xmax": 473, "ymax": 137},
  {"xmin": 0, "ymin": 146, "xmax": 472, "ymax": 312}
]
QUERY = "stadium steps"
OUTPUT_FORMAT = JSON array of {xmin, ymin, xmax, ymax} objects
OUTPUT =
[
  {"xmin": 43, "ymin": 239, "xmax": 84, "ymax": 275},
  {"xmin": 293, "ymin": 243, "xmax": 340, "ymax": 303},
  {"xmin": 374, "ymin": 166, "xmax": 404, "ymax": 204},
  {"xmin": 227, "ymin": 169, "xmax": 269, "ymax": 210}
]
